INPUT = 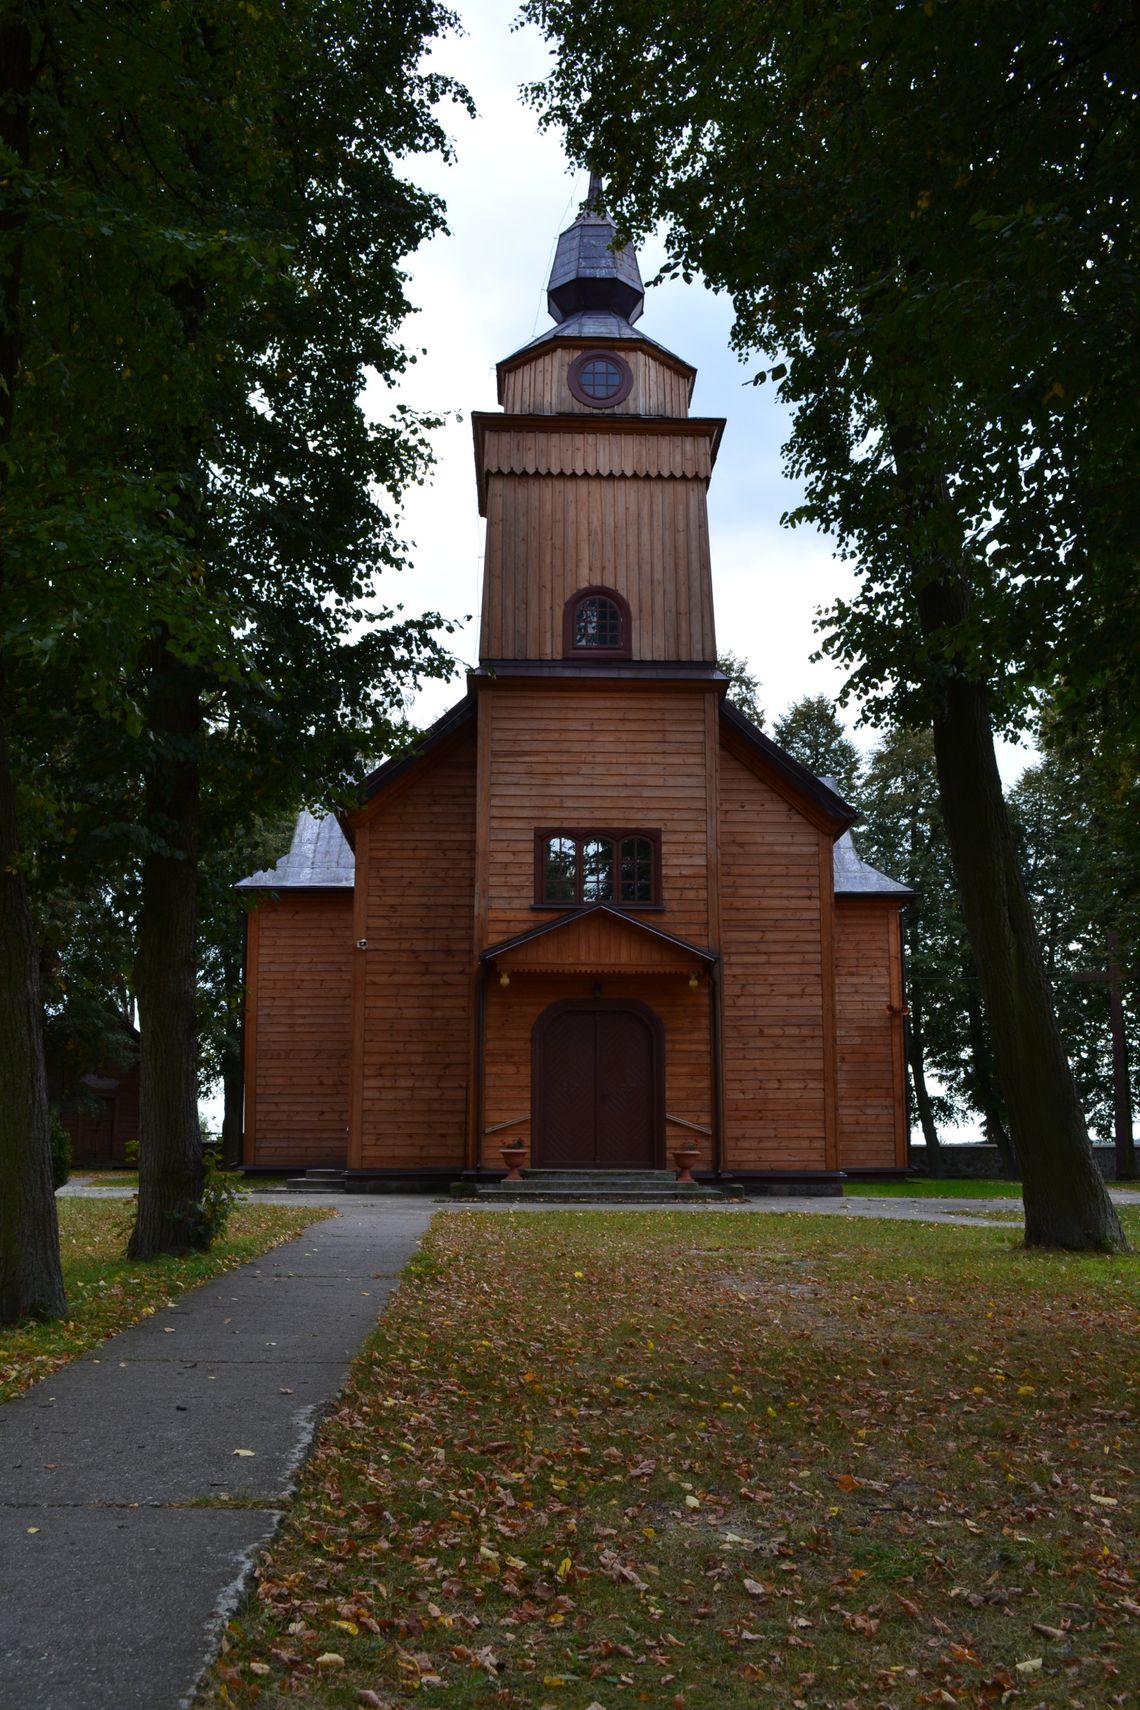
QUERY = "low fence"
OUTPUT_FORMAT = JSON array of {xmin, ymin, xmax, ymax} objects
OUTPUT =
[{"xmin": 905, "ymin": 1143, "xmax": 1120, "ymax": 1180}]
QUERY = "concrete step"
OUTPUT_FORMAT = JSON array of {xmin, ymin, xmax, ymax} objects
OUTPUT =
[
  {"xmin": 286, "ymin": 1170, "xmax": 346, "ymax": 1192},
  {"xmin": 472, "ymin": 1186, "xmax": 736, "ymax": 1203},
  {"xmin": 468, "ymin": 1166, "xmax": 740, "ymax": 1204}
]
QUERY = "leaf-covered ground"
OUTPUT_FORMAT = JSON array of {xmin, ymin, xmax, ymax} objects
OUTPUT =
[
  {"xmin": 205, "ymin": 1209, "xmax": 1139, "ymax": 1710},
  {"xmin": 0, "ymin": 1199, "xmax": 335, "ymax": 1402}
]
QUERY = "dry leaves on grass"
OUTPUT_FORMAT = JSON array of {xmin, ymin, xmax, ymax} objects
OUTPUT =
[{"xmin": 203, "ymin": 1209, "xmax": 1139, "ymax": 1710}]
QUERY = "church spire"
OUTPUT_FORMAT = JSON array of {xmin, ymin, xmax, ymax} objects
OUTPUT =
[{"xmin": 546, "ymin": 172, "xmax": 644, "ymax": 326}]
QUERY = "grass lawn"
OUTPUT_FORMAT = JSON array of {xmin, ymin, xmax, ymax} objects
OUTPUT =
[
  {"xmin": 0, "ymin": 1199, "xmax": 336, "ymax": 1403},
  {"xmin": 203, "ymin": 1206, "xmax": 1139, "ymax": 1710},
  {"xmin": 845, "ymin": 1179, "xmax": 1021, "ymax": 1199},
  {"xmin": 844, "ymin": 1177, "xmax": 1140, "ymax": 1199}
]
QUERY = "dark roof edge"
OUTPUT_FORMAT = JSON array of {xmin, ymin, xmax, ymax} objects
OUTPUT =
[
  {"xmin": 354, "ymin": 693, "xmax": 474, "ymax": 807},
  {"xmin": 719, "ymin": 701, "xmax": 858, "ymax": 829},
  {"xmin": 480, "ymin": 901, "xmax": 718, "ymax": 965}
]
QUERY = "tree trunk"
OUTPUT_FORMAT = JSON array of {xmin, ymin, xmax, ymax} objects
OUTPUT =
[
  {"xmin": 963, "ymin": 979, "xmax": 1018, "ymax": 1177},
  {"xmin": 129, "ymin": 655, "xmax": 204, "ymax": 1258},
  {"xmin": 931, "ymin": 678, "xmax": 1123, "ymax": 1248},
  {"xmin": 885, "ymin": 405, "xmax": 1125, "ymax": 1250},
  {"xmin": 0, "ymin": 18, "xmax": 67, "ymax": 1323},
  {"xmin": 0, "ymin": 700, "xmax": 67, "ymax": 1322}
]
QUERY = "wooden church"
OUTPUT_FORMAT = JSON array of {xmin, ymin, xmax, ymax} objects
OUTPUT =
[{"xmin": 238, "ymin": 181, "xmax": 912, "ymax": 1191}]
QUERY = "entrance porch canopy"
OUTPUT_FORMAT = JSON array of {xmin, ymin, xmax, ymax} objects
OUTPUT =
[{"xmin": 481, "ymin": 903, "xmax": 718, "ymax": 979}]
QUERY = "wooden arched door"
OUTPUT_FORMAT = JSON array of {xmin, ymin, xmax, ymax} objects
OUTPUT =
[{"xmin": 532, "ymin": 999, "xmax": 663, "ymax": 1169}]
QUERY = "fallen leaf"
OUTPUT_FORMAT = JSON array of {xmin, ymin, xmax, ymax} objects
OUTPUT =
[
  {"xmin": 1015, "ymin": 1657, "xmax": 1042, "ymax": 1675},
  {"xmin": 232, "ymin": 1448, "xmax": 255, "ymax": 1457}
]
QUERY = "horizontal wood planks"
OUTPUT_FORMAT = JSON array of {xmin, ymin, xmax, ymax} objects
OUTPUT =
[
  {"xmin": 502, "ymin": 347, "xmax": 691, "ymax": 418},
  {"xmin": 483, "ymin": 686, "xmax": 716, "ymax": 951},
  {"xmin": 245, "ymin": 892, "xmax": 353, "ymax": 1168},
  {"xmin": 480, "ymin": 475, "xmax": 714, "ymax": 662},
  {"xmin": 718, "ymin": 747, "xmax": 830, "ymax": 1171},
  {"xmin": 481, "ymin": 974, "xmax": 711, "ymax": 1164},
  {"xmin": 354, "ymin": 732, "xmax": 476, "ymax": 1170},
  {"xmin": 834, "ymin": 900, "xmax": 909, "ymax": 1169}
]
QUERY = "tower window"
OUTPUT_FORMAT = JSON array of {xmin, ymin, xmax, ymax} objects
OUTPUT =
[
  {"xmin": 563, "ymin": 586, "xmax": 632, "ymax": 659},
  {"xmin": 567, "ymin": 348, "xmax": 634, "ymax": 408},
  {"xmin": 535, "ymin": 830, "xmax": 662, "ymax": 907}
]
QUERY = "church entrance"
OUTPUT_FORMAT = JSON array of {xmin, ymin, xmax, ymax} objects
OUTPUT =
[{"xmin": 532, "ymin": 999, "xmax": 663, "ymax": 1169}]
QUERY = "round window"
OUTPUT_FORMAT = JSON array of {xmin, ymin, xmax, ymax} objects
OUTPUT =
[{"xmin": 567, "ymin": 349, "xmax": 634, "ymax": 408}]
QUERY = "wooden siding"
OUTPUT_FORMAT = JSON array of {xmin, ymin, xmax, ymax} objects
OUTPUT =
[
  {"xmin": 243, "ymin": 892, "xmax": 353, "ymax": 1169},
  {"xmin": 481, "ymin": 685, "xmax": 717, "ymax": 953},
  {"xmin": 834, "ymin": 900, "xmax": 909, "ymax": 1169},
  {"xmin": 480, "ymin": 973, "xmax": 712, "ymax": 1163},
  {"xmin": 718, "ymin": 746, "xmax": 830, "ymax": 1171},
  {"xmin": 481, "ymin": 424, "xmax": 713, "ymax": 484},
  {"xmin": 352, "ymin": 732, "xmax": 476, "ymax": 1170},
  {"xmin": 502, "ymin": 346, "xmax": 691, "ymax": 418},
  {"xmin": 480, "ymin": 474, "xmax": 715, "ymax": 661}
]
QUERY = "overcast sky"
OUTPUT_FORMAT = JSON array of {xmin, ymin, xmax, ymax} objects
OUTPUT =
[{"xmin": 363, "ymin": 0, "xmax": 1030, "ymax": 789}]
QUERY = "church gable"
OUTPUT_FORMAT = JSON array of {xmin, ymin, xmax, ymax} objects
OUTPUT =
[{"xmin": 484, "ymin": 903, "xmax": 715, "ymax": 978}]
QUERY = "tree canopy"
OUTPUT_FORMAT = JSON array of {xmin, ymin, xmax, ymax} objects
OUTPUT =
[
  {"xmin": 1, "ymin": 0, "xmax": 470, "ymax": 1313},
  {"xmin": 523, "ymin": 0, "xmax": 1133, "ymax": 1248}
]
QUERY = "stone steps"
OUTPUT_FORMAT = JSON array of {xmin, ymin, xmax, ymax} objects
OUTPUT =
[{"xmin": 467, "ymin": 1167, "xmax": 740, "ymax": 1204}]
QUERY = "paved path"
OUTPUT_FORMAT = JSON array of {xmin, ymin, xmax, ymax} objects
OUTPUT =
[{"xmin": 0, "ymin": 1200, "xmax": 433, "ymax": 1710}]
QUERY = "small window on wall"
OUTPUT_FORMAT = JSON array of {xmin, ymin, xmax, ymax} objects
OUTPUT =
[
  {"xmin": 535, "ymin": 830, "xmax": 661, "ymax": 907},
  {"xmin": 563, "ymin": 586, "xmax": 632, "ymax": 660},
  {"xmin": 567, "ymin": 349, "xmax": 634, "ymax": 408}
]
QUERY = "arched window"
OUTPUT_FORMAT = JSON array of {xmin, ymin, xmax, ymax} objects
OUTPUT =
[{"xmin": 563, "ymin": 586, "xmax": 632, "ymax": 660}]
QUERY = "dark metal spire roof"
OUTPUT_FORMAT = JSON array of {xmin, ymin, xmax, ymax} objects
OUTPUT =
[{"xmin": 547, "ymin": 176, "xmax": 644, "ymax": 326}]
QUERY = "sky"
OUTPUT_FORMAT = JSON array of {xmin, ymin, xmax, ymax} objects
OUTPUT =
[{"xmin": 364, "ymin": 0, "xmax": 880, "ymax": 750}]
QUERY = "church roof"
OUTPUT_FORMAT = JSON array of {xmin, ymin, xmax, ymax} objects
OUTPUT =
[
  {"xmin": 832, "ymin": 828, "xmax": 915, "ymax": 898},
  {"xmin": 235, "ymin": 809, "xmax": 354, "ymax": 890},
  {"xmin": 547, "ymin": 175, "xmax": 644, "ymax": 325}
]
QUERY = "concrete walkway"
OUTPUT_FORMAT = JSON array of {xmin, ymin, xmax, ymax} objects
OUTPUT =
[{"xmin": 0, "ymin": 1200, "xmax": 433, "ymax": 1710}]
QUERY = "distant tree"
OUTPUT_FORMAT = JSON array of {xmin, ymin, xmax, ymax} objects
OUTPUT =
[
  {"xmin": 773, "ymin": 695, "xmax": 861, "ymax": 802},
  {"xmin": 1010, "ymin": 752, "xmax": 1139, "ymax": 1153},
  {"xmin": 717, "ymin": 652, "xmax": 764, "ymax": 728},
  {"xmin": 859, "ymin": 725, "xmax": 1015, "ymax": 1173}
]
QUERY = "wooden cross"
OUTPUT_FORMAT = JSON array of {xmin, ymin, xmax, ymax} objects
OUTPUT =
[{"xmin": 1072, "ymin": 930, "xmax": 1137, "ymax": 1180}]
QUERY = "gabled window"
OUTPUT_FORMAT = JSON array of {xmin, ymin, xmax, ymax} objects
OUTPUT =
[
  {"xmin": 563, "ymin": 586, "xmax": 632, "ymax": 660},
  {"xmin": 535, "ymin": 829, "xmax": 661, "ymax": 907}
]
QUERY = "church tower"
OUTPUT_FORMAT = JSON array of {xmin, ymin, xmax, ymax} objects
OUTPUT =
[
  {"xmin": 474, "ymin": 178, "xmax": 721, "ymax": 668},
  {"xmin": 467, "ymin": 181, "xmax": 731, "ymax": 1172}
]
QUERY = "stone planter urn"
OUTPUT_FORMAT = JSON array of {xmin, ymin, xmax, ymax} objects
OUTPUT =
[
  {"xmin": 672, "ymin": 1145, "xmax": 700, "ymax": 1185},
  {"xmin": 500, "ymin": 1144, "xmax": 528, "ymax": 1182}
]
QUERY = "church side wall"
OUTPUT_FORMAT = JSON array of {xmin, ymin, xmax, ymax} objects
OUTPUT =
[
  {"xmin": 482, "ymin": 684, "xmax": 715, "ymax": 950},
  {"xmin": 481, "ymin": 474, "xmax": 715, "ymax": 662},
  {"xmin": 352, "ymin": 734, "xmax": 476, "ymax": 1171},
  {"xmin": 834, "ymin": 900, "xmax": 908, "ymax": 1169},
  {"xmin": 718, "ymin": 747, "xmax": 830, "ymax": 1171},
  {"xmin": 243, "ymin": 892, "xmax": 353, "ymax": 1169}
]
